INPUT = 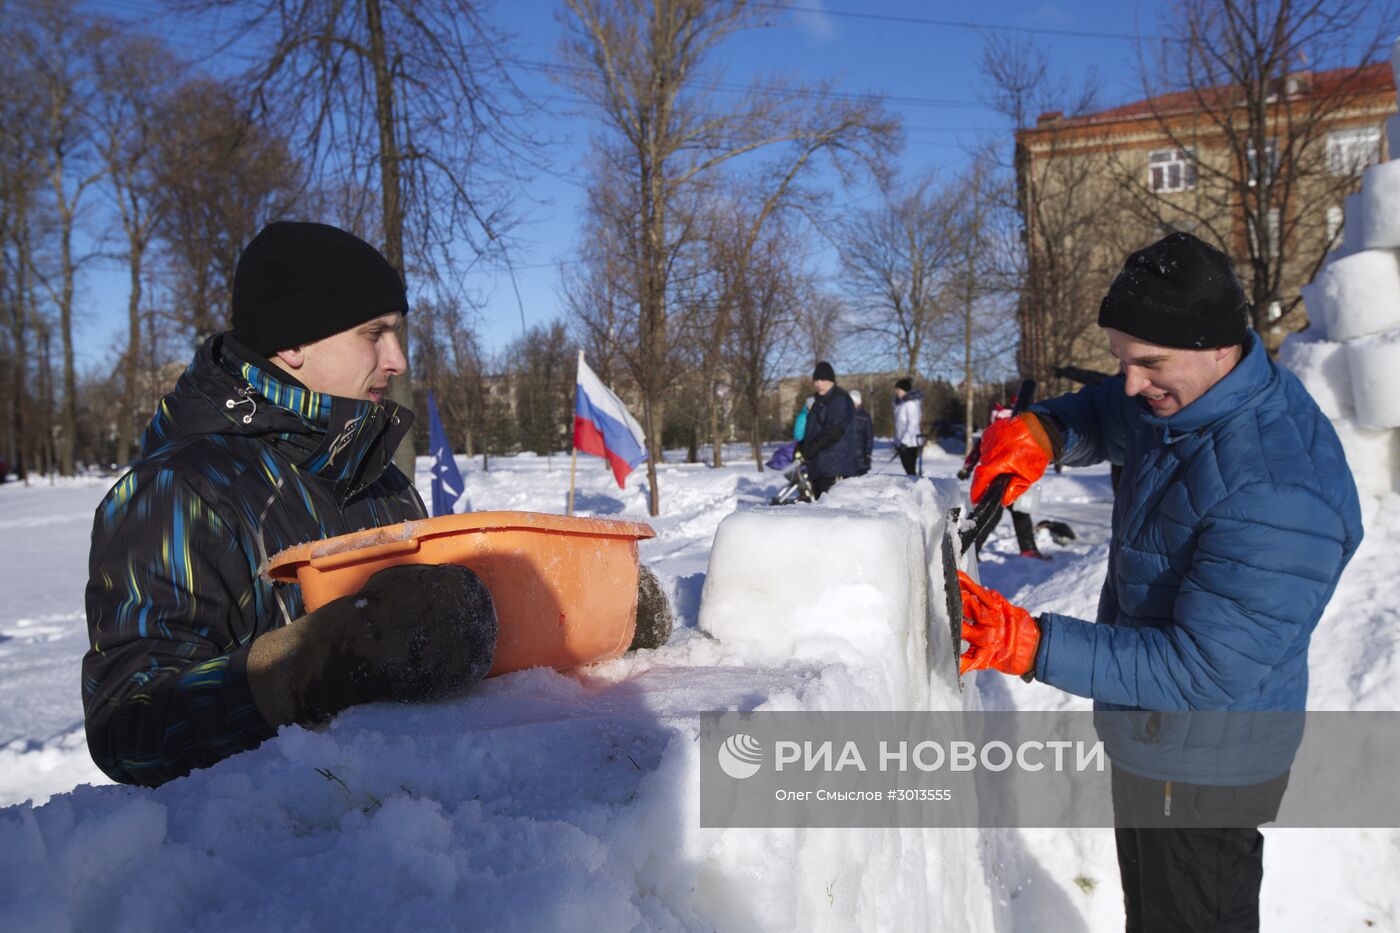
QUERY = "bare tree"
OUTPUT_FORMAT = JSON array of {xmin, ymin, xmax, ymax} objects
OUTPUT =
[
  {"xmin": 180, "ymin": 0, "xmax": 541, "ymax": 475},
  {"xmin": 718, "ymin": 218, "xmax": 805, "ymax": 470},
  {"xmin": 795, "ymin": 292, "xmax": 843, "ymax": 365},
  {"xmin": 980, "ymin": 33, "xmax": 1114, "ymax": 395},
  {"xmin": 509, "ymin": 321, "xmax": 577, "ymax": 456},
  {"xmin": 0, "ymin": 20, "xmax": 46, "ymax": 482},
  {"xmin": 93, "ymin": 33, "xmax": 177, "ymax": 465},
  {"xmin": 839, "ymin": 174, "xmax": 959, "ymax": 378},
  {"xmin": 559, "ymin": 0, "xmax": 897, "ymax": 514},
  {"xmin": 16, "ymin": 0, "xmax": 107, "ymax": 475},
  {"xmin": 1131, "ymin": 0, "xmax": 1400, "ymax": 343},
  {"xmin": 932, "ymin": 162, "xmax": 1022, "ymax": 441},
  {"xmin": 153, "ymin": 79, "xmax": 303, "ymax": 345}
]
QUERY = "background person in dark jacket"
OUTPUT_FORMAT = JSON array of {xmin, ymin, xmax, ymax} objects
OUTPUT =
[
  {"xmin": 849, "ymin": 389, "xmax": 874, "ymax": 476},
  {"xmin": 83, "ymin": 222, "xmax": 499, "ymax": 787},
  {"xmin": 958, "ymin": 233, "xmax": 1363, "ymax": 932},
  {"xmin": 797, "ymin": 361, "xmax": 858, "ymax": 498}
]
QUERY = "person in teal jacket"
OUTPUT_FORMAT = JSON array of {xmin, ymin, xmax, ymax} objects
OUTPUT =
[{"xmin": 959, "ymin": 233, "xmax": 1363, "ymax": 933}]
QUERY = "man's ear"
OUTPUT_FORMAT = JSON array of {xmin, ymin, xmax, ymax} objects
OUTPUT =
[{"xmin": 273, "ymin": 346, "xmax": 305, "ymax": 370}]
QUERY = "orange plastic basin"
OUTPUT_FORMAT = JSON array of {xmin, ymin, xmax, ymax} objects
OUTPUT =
[{"xmin": 264, "ymin": 511, "xmax": 656, "ymax": 677}]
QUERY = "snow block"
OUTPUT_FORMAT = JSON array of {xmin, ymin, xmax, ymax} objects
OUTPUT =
[
  {"xmin": 1278, "ymin": 329, "xmax": 1354, "ymax": 420},
  {"xmin": 1313, "ymin": 249, "xmax": 1400, "ymax": 342},
  {"xmin": 1331, "ymin": 417, "xmax": 1400, "ymax": 497},
  {"xmin": 1340, "ymin": 192, "xmax": 1365, "ymax": 257},
  {"xmin": 1298, "ymin": 282, "xmax": 1331, "ymax": 339},
  {"xmin": 1360, "ymin": 162, "xmax": 1400, "ymax": 250},
  {"xmin": 698, "ymin": 475, "xmax": 967, "ymax": 707},
  {"xmin": 1348, "ymin": 327, "xmax": 1400, "ymax": 429}
]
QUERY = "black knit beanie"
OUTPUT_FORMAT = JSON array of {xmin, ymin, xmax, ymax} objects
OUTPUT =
[
  {"xmin": 813, "ymin": 360, "xmax": 836, "ymax": 382},
  {"xmin": 1098, "ymin": 232, "xmax": 1249, "ymax": 349},
  {"xmin": 231, "ymin": 222, "xmax": 409, "ymax": 354},
  {"xmin": 895, "ymin": 377, "xmax": 913, "ymax": 392}
]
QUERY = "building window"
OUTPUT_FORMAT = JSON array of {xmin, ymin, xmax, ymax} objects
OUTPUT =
[
  {"xmin": 1327, "ymin": 205, "xmax": 1344, "ymax": 245},
  {"xmin": 1327, "ymin": 127, "xmax": 1381, "ymax": 176},
  {"xmin": 1247, "ymin": 139, "xmax": 1277, "ymax": 187},
  {"xmin": 1149, "ymin": 148, "xmax": 1196, "ymax": 192}
]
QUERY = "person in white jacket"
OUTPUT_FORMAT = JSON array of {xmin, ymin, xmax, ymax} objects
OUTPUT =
[{"xmin": 892, "ymin": 377, "xmax": 923, "ymax": 475}]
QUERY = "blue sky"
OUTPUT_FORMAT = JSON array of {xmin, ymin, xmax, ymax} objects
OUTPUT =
[{"xmin": 68, "ymin": 0, "xmax": 1349, "ymax": 372}]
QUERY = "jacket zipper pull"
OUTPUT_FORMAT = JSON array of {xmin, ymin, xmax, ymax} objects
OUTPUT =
[{"xmin": 1163, "ymin": 780, "xmax": 1173, "ymax": 817}]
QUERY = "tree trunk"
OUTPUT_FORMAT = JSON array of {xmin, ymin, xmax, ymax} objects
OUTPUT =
[
  {"xmin": 11, "ymin": 207, "xmax": 33, "ymax": 482},
  {"xmin": 643, "ymin": 392, "xmax": 660, "ymax": 515},
  {"xmin": 117, "ymin": 239, "xmax": 143, "ymax": 466},
  {"xmin": 750, "ymin": 400, "xmax": 763, "ymax": 472},
  {"xmin": 57, "ymin": 204, "xmax": 77, "ymax": 476},
  {"xmin": 366, "ymin": 0, "xmax": 416, "ymax": 479},
  {"xmin": 709, "ymin": 377, "xmax": 724, "ymax": 468}
]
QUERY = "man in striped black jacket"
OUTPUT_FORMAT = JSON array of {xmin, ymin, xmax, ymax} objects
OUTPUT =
[{"xmin": 84, "ymin": 222, "xmax": 497, "ymax": 787}]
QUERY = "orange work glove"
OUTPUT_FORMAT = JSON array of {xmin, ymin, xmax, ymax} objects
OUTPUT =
[
  {"xmin": 969, "ymin": 413, "xmax": 1054, "ymax": 507},
  {"xmin": 957, "ymin": 570, "xmax": 1040, "ymax": 677}
]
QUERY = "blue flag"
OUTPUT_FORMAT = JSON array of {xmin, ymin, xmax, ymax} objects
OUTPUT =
[{"xmin": 426, "ymin": 390, "xmax": 465, "ymax": 517}]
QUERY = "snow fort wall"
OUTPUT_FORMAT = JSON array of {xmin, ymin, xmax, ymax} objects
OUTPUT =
[
  {"xmin": 1277, "ymin": 329, "xmax": 1354, "ymax": 420},
  {"xmin": 1330, "ymin": 417, "xmax": 1400, "ymax": 497},
  {"xmin": 0, "ymin": 474, "xmax": 999, "ymax": 933},
  {"xmin": 1347, "ymin": 327, "xmax": 1400, "ymax": 429},
  {"xmin": 698, "ymin": 473, "xmax": 966, "ymax": 708},
  {"xmin": 1360, "ymin": 162, "xmax": 1400, "ymax": 251},
  {"xmin": 1313, "ymin": 249, "xmax": 1400, "ymax": 342}
]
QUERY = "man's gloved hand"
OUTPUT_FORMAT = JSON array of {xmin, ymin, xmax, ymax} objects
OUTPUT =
[
  {"xmin": 957, "ymin": 570, "xmax": 1040, "ymax": 676},
  {"xmin": 247, "ymin": 563, "xmax": 497, "ymax": 727},
  {"xmin": 970, "ymin": 413, "xmax": 1055, "ymax": 507}
]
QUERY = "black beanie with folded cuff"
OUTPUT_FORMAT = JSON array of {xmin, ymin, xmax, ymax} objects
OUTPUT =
[
  {"xmin": 1098, "ymin": 232, "xmax": 1249, "ymax": 349},
  {"xmin": 231, "ymin": 221, "xmax": 408, "ymax": 355}
]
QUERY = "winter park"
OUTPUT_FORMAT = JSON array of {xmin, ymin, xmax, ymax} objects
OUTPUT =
[{"xmin": 5, "ymin": 1, "xmax": 1400, "ymax": 931}]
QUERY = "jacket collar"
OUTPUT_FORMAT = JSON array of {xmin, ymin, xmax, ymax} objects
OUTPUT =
[
  {"xmin": 212, "ymin": 335, "xmax": 415, "ymax": 498},
  {"xmin": 1140, "ymin": 330, "xmax": 1273, "ymax": 441}
]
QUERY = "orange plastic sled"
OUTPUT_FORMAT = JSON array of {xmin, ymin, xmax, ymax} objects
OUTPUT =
[{"xmin": 264, "ymin": 511, "xmax": 656, "ymax": 677}]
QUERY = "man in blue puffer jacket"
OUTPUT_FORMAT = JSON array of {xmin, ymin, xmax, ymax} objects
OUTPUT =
[{"xmin": 958, "ymin": 232, "xmax": 1363, "ymax": 932}]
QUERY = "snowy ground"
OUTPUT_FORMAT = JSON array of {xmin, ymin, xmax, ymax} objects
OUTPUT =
[{"xmin": 1, "ymin": 438, "xmax": 1397, "ymax": 931}]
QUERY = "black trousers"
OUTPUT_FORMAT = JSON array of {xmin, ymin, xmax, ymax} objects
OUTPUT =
[
  {"xmin": 810, "ymin": 475, "xmax": 841, "ymax": 498},
  {"xmin": 896, "ymin": 445, "xmax": 919, "ymax": 475},
  {"xmin": 971, "ymin": 505, "xmax": 1039, "ymax": 554},
  {"xmin": 1111, "ymin": 766, "xmax": 1289, "ymax": 933}
]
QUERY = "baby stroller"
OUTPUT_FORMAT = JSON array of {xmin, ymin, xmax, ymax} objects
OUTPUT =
[{"xmin": 770, "ymin": 461, "xmax": 816, "ymax": 506}]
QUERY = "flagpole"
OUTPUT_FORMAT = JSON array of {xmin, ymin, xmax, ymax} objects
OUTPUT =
[{"xmin": 568, "ymin": 349, "xmax": 582, "ymax": 515}]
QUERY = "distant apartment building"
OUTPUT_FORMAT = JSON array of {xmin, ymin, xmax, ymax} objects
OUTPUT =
[{"xmin": 1014, "ymin": 62, "xmax": 1396, "ymax": 384}]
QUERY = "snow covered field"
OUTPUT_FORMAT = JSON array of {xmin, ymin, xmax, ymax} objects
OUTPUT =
[{"xmin": 1, "ymin": 440, "xmax": 1397, "ymax": 931}]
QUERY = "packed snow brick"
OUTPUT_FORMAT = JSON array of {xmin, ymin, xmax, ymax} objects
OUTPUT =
[
  {"xmin": 1347, "ymin": 328, "xmax": 1400, "ymax": 429},
  {"xmin": 1314, "ymin": 249, "xmax": 1400, "ymax": 342},
  {"xmin": 698, "ymin": 474, "xmax": 966, "ymax": 708},
  {"xmin": 1361, "ymin": 162, "xmax": 1400, "ymax": 250},
  {"xmin": 1278, "ymin": 329, "xmax": 1354, "ymax": 420},
  {"xmin": 1330, "ymin": 417, "xmax": 1400, "ymax": 497}
]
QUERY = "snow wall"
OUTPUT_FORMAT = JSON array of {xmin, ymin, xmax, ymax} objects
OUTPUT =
[
  {"xmin": 0, "ymin": 474, "xmax": 999, "ymax": 933},
  {"xmin": 1283, "ymin": 38, "xmax": 1400, "ymax": 497}
]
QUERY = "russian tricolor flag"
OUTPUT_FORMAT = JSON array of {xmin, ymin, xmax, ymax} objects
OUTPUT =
[{"xmin": 574, "ymin": 355, "xmax": 648, "ymax": 488}]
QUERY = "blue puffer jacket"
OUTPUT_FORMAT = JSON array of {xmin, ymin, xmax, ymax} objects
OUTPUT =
[{"xmin": 1031, "ymin": 331, "xmax": 1363, "ymax": 784}]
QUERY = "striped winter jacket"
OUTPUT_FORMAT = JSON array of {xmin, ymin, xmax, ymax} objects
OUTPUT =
[
  {"xmin": 1030, "ymin": 331, "xmax": 1363, "ymax": 784},
  {"xmin": 83, "ymin": 334, "xmax": 425, "ymax": 786}
]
